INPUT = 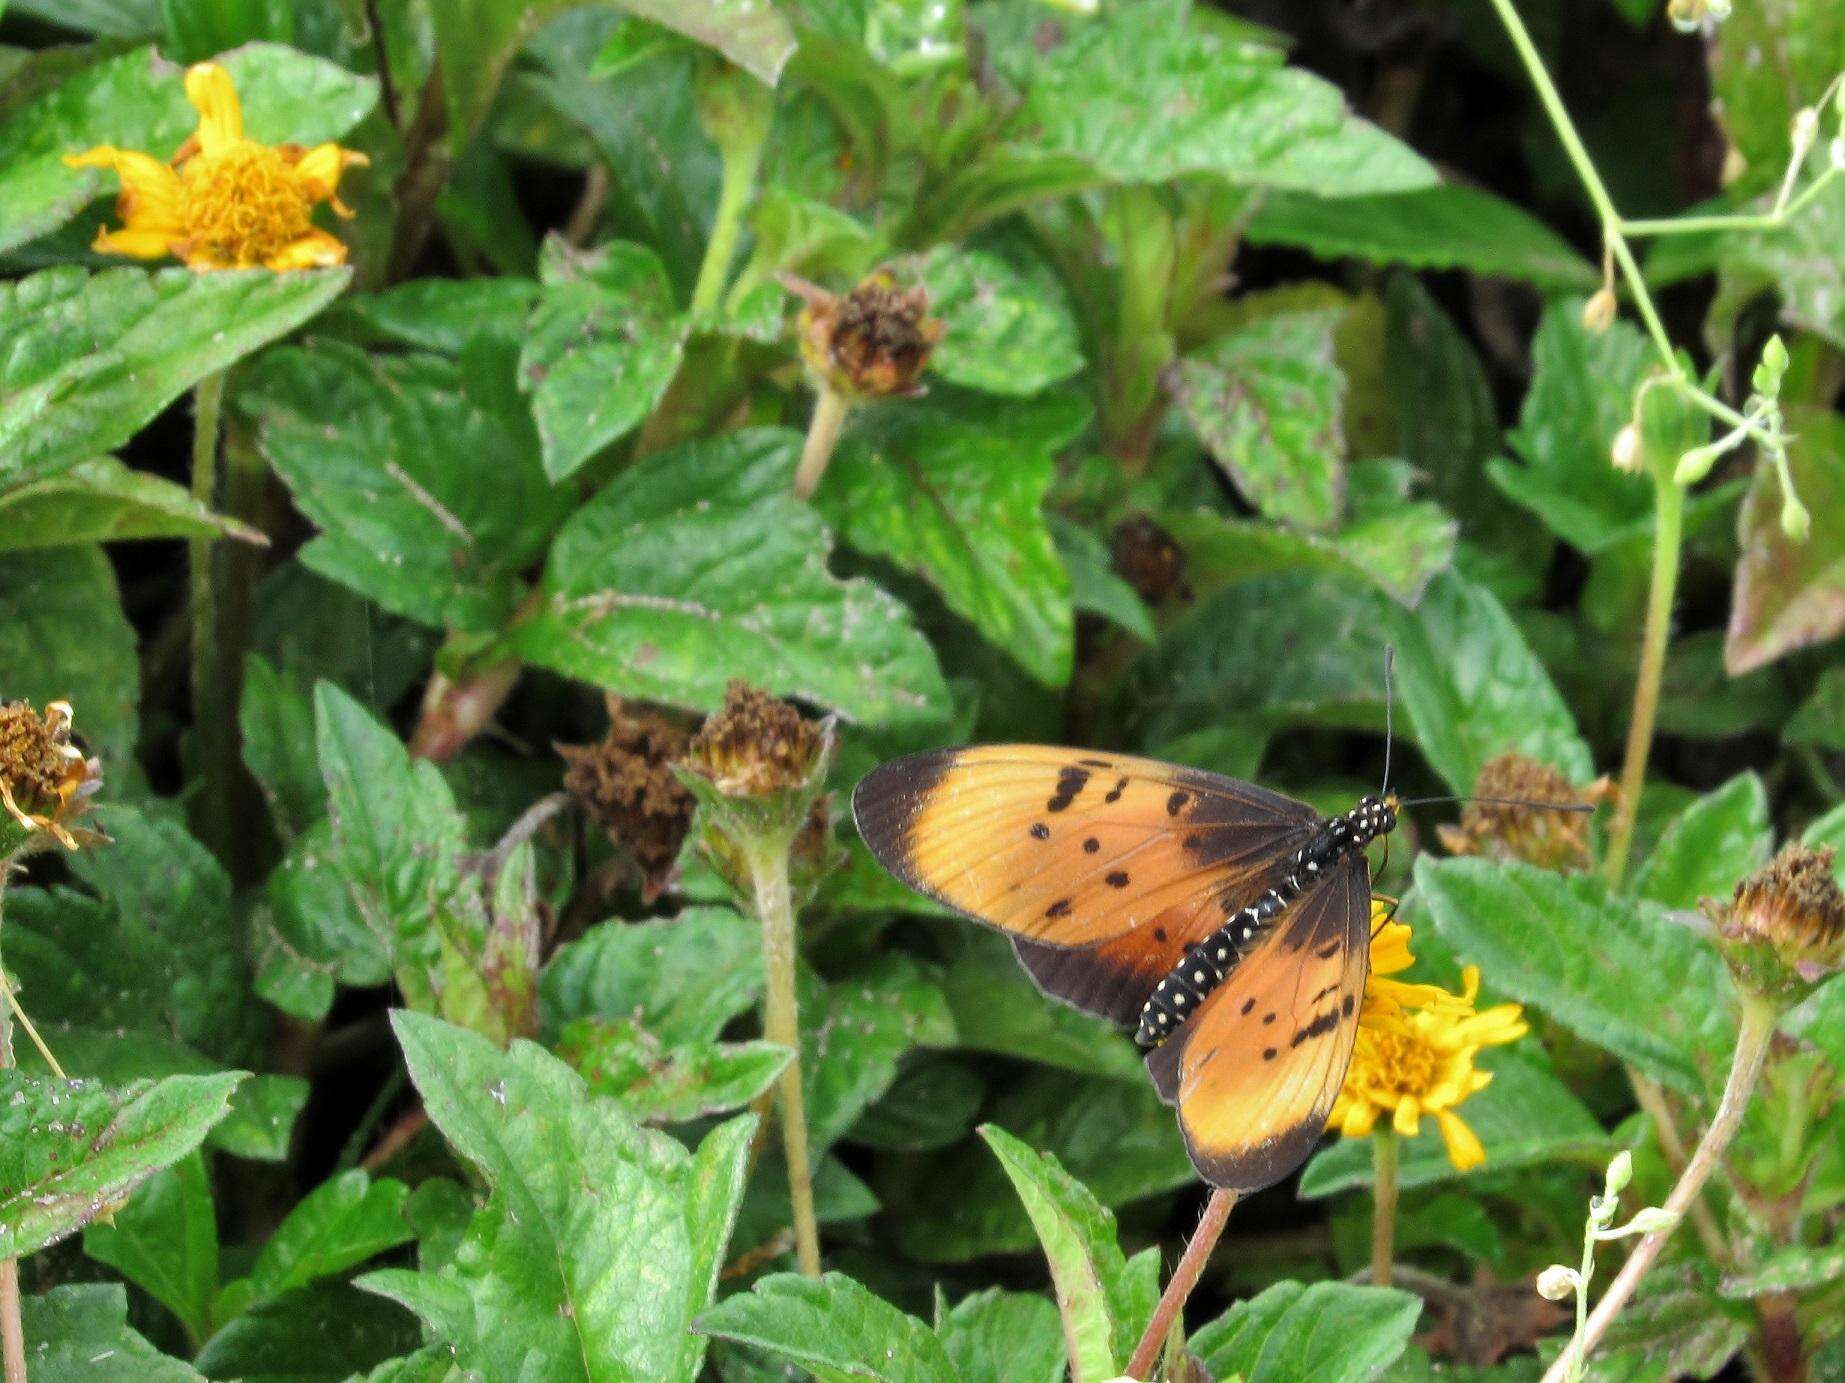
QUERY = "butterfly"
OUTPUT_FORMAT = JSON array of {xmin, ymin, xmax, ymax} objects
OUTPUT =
[{"xmin": 852, "ymin": 746, "xmax": 1397, "ymax": 1194}]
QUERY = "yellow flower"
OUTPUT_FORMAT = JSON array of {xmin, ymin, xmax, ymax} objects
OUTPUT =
[
  {"xmin": 0, "ymin": 700, "xmax": 100, "ymax": 853},
  {"xmin": 1333, "ymin": 914, "xmax": 1528, "ymax": 1171},
  {"xmin": 63, "ymin": 63, "xmax": 367, "ymax": 272}
]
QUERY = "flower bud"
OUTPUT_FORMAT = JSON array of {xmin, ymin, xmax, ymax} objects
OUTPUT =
[
  {"xmin": 1622, "ymin": 1207, "xmax": 1681, "ymax": 1236},
  {"xmin": 1791, "ymin": 108, "xmax": 1821, "ymax": 159},
  {"xmin": 0, "ymin": 700, "xmax": 101, "ymax": 855},
  {"xmin": 1604, "ymin": 1149, "xmax": 1634, "ymax": 1197},
  {"xmin": 1753, "ymin": 334, "xmax": 1789, "ymax": 398},
  {"xmin": 1781, "ymin": 492, "xmax": 1811, "ymax": 542},
  {"xmin": 1674, "ymin": 440, "xmax": 1725, "ymax": 486},
  {"xmin": 1831, "ymin": 136, "xmax": 1845, "ymax": 172},
  {"xmin": 1611, "ymin": 424, "xmax": 1643, "ymax": 473},
  {"xmin": 1665, "ymin": 0, "xmax": 1701, "ymax": 31},
  {"xmin": 1713, "ymin": 843, "xmax": 1845, "ymax": 1001},
  {"xmin": 1580, "ymin": 288, "xmax": 1618, "ymax": 334},
  {"xmin": 1535, "ymin": 1265, "xmax": 1580, "ymax": 1301},
  {"xmin": 789, "ymin": 270, "xmax": 944, "ymax": 401}
]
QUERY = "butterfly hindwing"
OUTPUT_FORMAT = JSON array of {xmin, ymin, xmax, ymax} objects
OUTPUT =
[
  {"xmin": 851, "ymin": 746, "xmax": 1318, "ymax": 967},
  {"xmin": 1145, "ymin": 856, "xmax": 1370, "ymax": 1193}
]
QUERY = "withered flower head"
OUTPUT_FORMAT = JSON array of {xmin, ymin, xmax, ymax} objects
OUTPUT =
[
  {"xmin": 1436, "ymin": 753, "xmax": 1612, "ymax": 872},
  {"xmin": 788, "ymin": 270, "xmax": 943, "ymax": 401},
  {"xmin": 682, "ymin": 682, "xmax": 826, "ymax": 800},
  {"xmin": 1110, "ymin": 515, "xmax": 1190, "ymax": 607},
  {"xmin": 1715, "ymin": 844, "xmax": 1845, "ymax": 996},
  {"xmin": 556, "ymin": 697, "xmax": 694, "ymax": 901},
  {"xmin": 0, "ymin": 700, "xmax": 100, "ymax": 854}
]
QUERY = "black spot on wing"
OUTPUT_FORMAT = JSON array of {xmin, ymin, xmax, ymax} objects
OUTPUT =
[
  {"xmin": 1029, "ymin": 822, "xmax": 1050, "ymax": 840},
  {"xmin": 1105, "ymin": 871, "xmax": 1130, "ymax": 888},
  {"xmin": 1290, "ymin": 1009, "xmax": 1341, "ymax": 1048}
]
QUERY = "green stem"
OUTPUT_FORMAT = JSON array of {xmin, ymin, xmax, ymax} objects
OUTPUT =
[
  {"xmin": 1127, "ymin": 1189, "xmax": 1238, "ymax": 1380},
  {"xmin": 748, "ymin": 839, "xmax": 821, "ymax": 1278},
  {"xmin": 1547, "ymin": 994, "xmax": 1780, "ymax": 1383},
  {"xmin": 1603, "ymin": 471, "xmax": 1684, "ymax": 887},
  {"xmin": 690, "ymin": 119, "xmax": 767, "ymax": 319},
  {"xmin": 1621, "ymin": 169, "xmax": 1841, "ymax": 239},
  {"xmin": 792, "ymin": 386, "xmax": 850, "ymax": 501},
  {"xmin": 1371, "ymin": 1130, "xmax": 1400, "ymax": 1288},
  {"xmin": 0, "ymin": 872, "xmax": 25, "ymax": 1383},
  {"xmin": 188, "ymin": 371, "xmax": 233, "ymax": 856}
]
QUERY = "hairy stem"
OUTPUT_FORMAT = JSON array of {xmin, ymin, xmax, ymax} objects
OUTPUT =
[
  {"xmin": 748, "ymin": 840, "xmax": 821, "ymax": 1278},
  {"xmin": 407, "ymin": 660, "xmax": 522, "ymax": 762},
  {"xmin": 690, "ymin": 115, "xmax": 767, "ymax": 318},
  {"xmin": 189, "ymin": 371, "xmax": 231, "ymax": 855},
  {"xmin": 1371, "ymin": 1130, "xmax": 1400, "ymax": 1288},
  {"xmin": 1604, "ymin": 472, "xmax": 1684, "ymax": 887},
  {"xmin": 1628, "ymin": 1070, "xmax": 1727, "ymax": 1263},
  {"xmin": 1548, "ymin": 994, "xmax": 1778, "ymax": 1381},
  {"xmin": 0, "ymin": 873, "xmax": 25, "ymax": 1383},
  {"xmin": 1128, "ymin": 1189, "xmax": 1238, "ymax": 1380},
  {"xmin": 792, "ymin": 386, "xmax": 850, "ymax": 501}
]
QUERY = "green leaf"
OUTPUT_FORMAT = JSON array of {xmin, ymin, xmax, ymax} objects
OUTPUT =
[
  {"xmin": 363, "ymin": 1013, "xmax": 753, "ymax": 1382},
  {"xmin": 1166, "ymin": 459, "xmax": 1457, "ymax": 609},
  {"xmin": 851, "ymin": 1056, "xmax": 985, "ymax": 1153},
  {"xmin": 620, "ymin": 0, "xmax": 796, "ymax": 84},
  {"xmin": 1633, "ymin": 774, "xmax": 1772, "ymax": 910},
  {"xmin": 939, "ymin": 931, "xmax": 1144, "ymax": 1082},
  {"xmin": 0, "ymin": 544, "xmax": 139, "ymax": 764},
  {"xmin": 4, "ymin": 0, "xmax": 158, "ymax": 36},
  {"xmin": 239, "ymin": 653, "xmax": 324, "ymax": 843},
  {"xmin": 192, "ymin": 1283, "xmax": 423, "ymax": 1383},
  {"xmin": 329, "ymin": 278, "xmax": 543, "ymax": 356},
  {"xmin": 1719, "ymin": 1244, "xmax": 1845, "ymax": 1299},
  {"xmin": 245, "ymin": 340, "xmax": 571, "ymax": 634},
  {"xmin": 1725, "ymin": 407, "xmax": 1845, "ymax": 675},
  {"xmin": 352, "ymin": 1344, "xmax": 464, "ymax": 1383},
  {"xmin": 1049, "ymin": 516, "xmax": 1155, "ymax": 642},
  {"xmin": 521, "ymin": 238, "xmax": 686, "ymax": 481},
  {"xmin": 82, "ymin": 1153, "xmax": 218, "ymax": 1347},
  {"xmin": 0, "ymin": 265, "xmax": 350, "ymax": 494},
  {"xmin": 1487, "ymin": 303, "xmax": 1654, "ymax": 554},
  {"xmin": 1192, "ymin": 1280, "xmax": 1422, "ymax": 1383},
  {"xmin": 206, "ymin": 1073, "xmax": 307, "ymax": 1163},
  {"xmin": 977, "ymin": 1125, "xmax": 1126, "ymax": 1382},
  {"xmin": 802, "ymin": 954, "xmax": 956, "ymax": 1151},
  {"xmin": 891, "ymin": 1072, "xmax": 1190, "ymax": 1264},
  {"xmin": 1246, "ymin": 185, "xmax": 1596, "ymax": 290},
  {"xmin": 934, "ymin": 1288, "xmax": 1064, "ymax": 1383},
  {"xmin": 1388, "ymin": 570, "xmax": 1593, "ymax": 794},
  {"xmin": 0, "ymin": 1070, "xmax": 243, "ymax": 1259},
  {"xmin": 1417, "ymin": 857, "xmax": 1737, "ymax": 1096},
  {"xmin": 0, "ymin": 456, "xmax": 262, "ymax": 550},
  {"xmin": 1007, "ymin": 0, "xmax": 1433, "ymax": 194},
  {"xmin": 1709, "ymin": 1, "xmax": 1845, "ymax": 197},
  {"xmin": 1174, "ymin": 306, "xmax": 1346, "ymax": 530},
  {"xmin": 913, "ymin": 243, "xmax": 1084, "ymax": 396},
  {"xmin": 695, "ymin": 1272, "xmax": 957, "ymax": 1383},
  {"xmin": 815, "ymin": 392, "xmax": 1083, "ymax": 687},
  {"xmin": 555, "ymin": 1017, "xmax": 790, "ymax": 1124},
  {"xmin": 540, "ymin": 908, "xmax": 762, "ymax": 1046},
  {"xmin": 512, "ymin": 427, "xmax": 950, "ymax": 726},
  {"xmin": 1299, "ymin": 1053, "xmax": 1613, "ymax": 1197},
  {"xmin": 214, "ymin": 1170, "xmax": 413, "ymax": 1320},
  {"xmin": 5, "ymin": 806, "xmax": 259, "ymax": 1063},
  {"xmin": 431, "ymin": 0, "xmax": 579, "ymax": 145},
  {"xmin": 0, "ymin": 43, "xmax": 376, "ymax": 256},
  {"xmin": 1786, "ymin": 665, "xmax": 1845, "ymax": 751},
  {"xmin": 1712, "ymin": 181, "xmax": 1845, "ymax": 351},
  {"xmin": 18, "ymin": 1284, "xmax": 200, "ymax": 1382}
]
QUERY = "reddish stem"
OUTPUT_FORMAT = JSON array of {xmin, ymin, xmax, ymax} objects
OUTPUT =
[{"xmin": 1127, "ymin": 1188, "xmax": 1238, "ymax": 1380}]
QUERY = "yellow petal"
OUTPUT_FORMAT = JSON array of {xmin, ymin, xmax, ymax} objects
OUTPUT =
[
  {"xmin": 290, "ymin": 143, "xmax": 369, "ymax": 215},
  {"xmin": 1392, "ymin": 1096, "xmax": 1422, "ymax": 1138},
  {"xmin": 1436, "ymin": 1110, "xmax": 1487, "ymax": 1171},
  {"xmin": 64, "ymin": 146, "xmax": 185, "ymax": 228},
  {"xmin": 263, "ymin": 228, "xmax": 348, "ymax": 272},
  {"xmin": 1339, "ymin": 1100, "xmax": 1378, "ymax": 1139},
  {"xmin": 92, "ymin": 225, "xmax": 179, "ymax": 260},
  {"xmin": 1369, "ymin": 921, "xmax": 1416, "ymax": 975},
  {"xmin": 185, "ymin": 63, "xmax": 245, "ymax": 154}
]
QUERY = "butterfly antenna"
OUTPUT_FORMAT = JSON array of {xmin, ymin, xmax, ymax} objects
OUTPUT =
[
  {"xmin": 1399, "ymin": 794, "xmax": 1596, "ymax": 813},
  {"xmin": 1380, "ymin": 645, "xmax": 1396, "ymax": 799}
]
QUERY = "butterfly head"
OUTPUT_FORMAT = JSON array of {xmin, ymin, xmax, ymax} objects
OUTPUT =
[{"xmin": 1345, "ymin": 793, "xmax": 1398, "ymax": 845}]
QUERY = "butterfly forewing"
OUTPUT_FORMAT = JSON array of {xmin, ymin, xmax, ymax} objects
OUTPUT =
[
  {"xmin": 1145, "ymin": 856, "xmax": 1370, "ymax": 1193},
  {"xmin": 851, "ymin": 746, "xmax": 1316, "ymax": 961}
]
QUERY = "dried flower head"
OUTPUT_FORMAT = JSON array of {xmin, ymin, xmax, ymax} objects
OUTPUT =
[
  {"xmin": 556, "ymin": 697, "xmax": 694, "ymax": 901},
  {"xmin": 682, "ymin": 682, "xmax": 825, "ymax": 800},
  {"xmin": 64, "ymin": 62, "xmax": 367, "ymax": 271},
  {"xmin": 0, "ymin": 700, "xmax": 100, "ymax": 853},
  {"xmin": 1715, "ymin": 843, "xmax": 1845, "ymax": 994},
  {"xmin": 1580, "ymin": 288, "xmax": 1618, "ymax": 334},
  {"xmin": 789, "ymin": 270, "xmax": 943, "ymax": 400},
  {"xmin": 1111, "ymin": 515, "xmax": 1191, "ymax": 606},
  {"xmin": 1436, "ymin": 753, "xmax": 1612, "ymax": 872},
  {"xmin": 1332, "ymin": 954, "xmax": 1528, "ymax": 1172}
]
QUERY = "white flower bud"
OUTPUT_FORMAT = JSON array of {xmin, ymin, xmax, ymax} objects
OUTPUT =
[
  {"xmin": 1580, "ymin": 288, "xmax": 1618, "ymax": 334},
  {"xmin": 1792, "ymin": 108, "xmax": 1821, "ymax": 157},
  {"xmin": 1536, "ymin": 1265, "xmax": 1580, "ymax": 1301},
  {"xmin": 1830, "ymin": 136, "xmax": 1845, "ymax": 172},
  {"xmin": 1603, "ymin": 1149, "xmax": 1634, "ymax": 1196},
  {"xmin": 1781, "ymin": 493, "xmax": 1811, "ymax": 543},
  {"xmin": 1612, "ymin": 424, "xmax": 1643, "ymax": 473},
  {"xmin": 1617, "ymin": 1207, "xmax": 1682, "ymax": 1237}
]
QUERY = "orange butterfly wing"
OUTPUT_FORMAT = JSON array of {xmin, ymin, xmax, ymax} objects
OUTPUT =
[
  {"xmin": 851, "ymin": 745, "xmax": 1317, "ymax": 1024},
  {"xmin": 1146, "ymin": 859, "xmax": 1371, "ymax": 1193}
]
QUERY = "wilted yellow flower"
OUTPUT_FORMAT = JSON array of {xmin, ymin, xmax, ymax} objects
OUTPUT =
[
  {"xmin": 64, "ymin": 63, "xmax": 367, "ymax": 271},
  {"xmin": 1335, "ymin": 920, "xmax": 1528, "ymax": 1171},
  {"xmin": 0, "ymin": 700, "xmax": 100, "ymax": 853},
  {"xmin": 1436, "ymin": 753, "xmax": 1612, "ymax": 872},
  {"xmin": 1712, "ymin": 843, "xmax": 1845, "ymax": 998},
  {"xmin": 786, "ymin": 270, "xmax": 943, "ymax": 400}
]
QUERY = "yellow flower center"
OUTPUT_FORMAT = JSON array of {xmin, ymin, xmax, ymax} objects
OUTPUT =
[
  {"xmin": 179, "ymin": 142, "xmax": 313, "ymax": 268},
  {"xmin": 1357, "ymin": 1027, "xmax": 1446, "ymax": 1100}
]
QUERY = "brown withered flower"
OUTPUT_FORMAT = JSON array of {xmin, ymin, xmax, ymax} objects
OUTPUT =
[
  {"xmin": 1437, "ymin": 752, "xmax": 1613, "ymax": 872},
  {"xmin": 1111, "ymin": 515, "xmax": 1191, "ymax": 607},
  {"xmin": 786, "ymin": 270, "xmax": 943, "ymax": 401},
  {"xmin": 0, "ymin": 700, "xmax": 100, "ymax": 854},
  {"xmin": 1713, "ymin": 844, "xmax": 1845, "ymax": 999},
  {"xmin": 682, "ymin": 682, "xmax": 825, "ymax": 800},
  {"xmin": 556, "ymin": 697, "xmax": 694, "ymax": 901}
]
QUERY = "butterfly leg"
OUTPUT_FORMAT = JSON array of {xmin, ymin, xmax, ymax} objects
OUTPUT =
[{"xmin": 1371, "ymin": 893, "xmax": 1401, "ymax": 930}]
